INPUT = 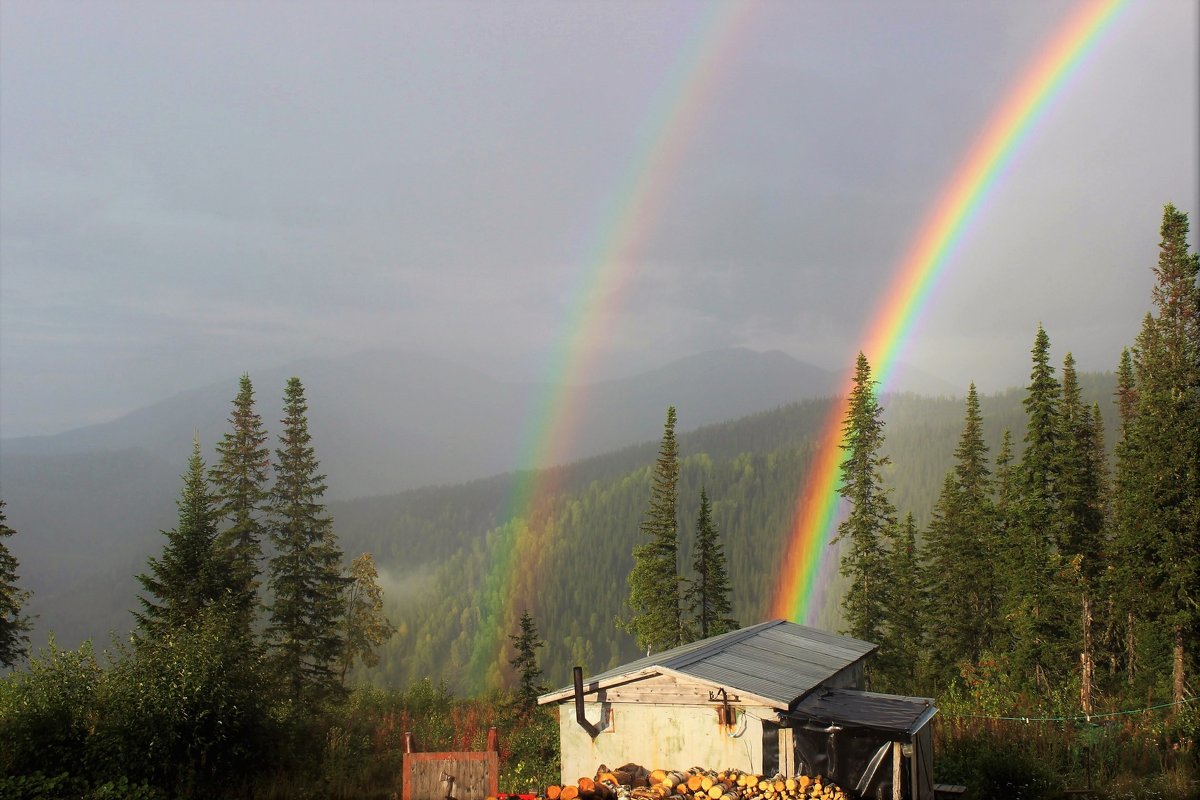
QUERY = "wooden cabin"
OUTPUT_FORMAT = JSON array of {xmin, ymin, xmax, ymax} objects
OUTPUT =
[{"xmin": 539, "ymin": 620, "xmax": 937, "ymax": 800}]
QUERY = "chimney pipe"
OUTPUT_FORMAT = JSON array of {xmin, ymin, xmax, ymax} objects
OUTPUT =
[{"xmin": 573, "ymin": 666, "xmax": 600, "ymax": 737}]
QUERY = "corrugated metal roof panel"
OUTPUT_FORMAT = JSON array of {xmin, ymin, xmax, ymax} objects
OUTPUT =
[{"xmin": 540, "ymin": 620, "xmax": 878, "ymax": 707}]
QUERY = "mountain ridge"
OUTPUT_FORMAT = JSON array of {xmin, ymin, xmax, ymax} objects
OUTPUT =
[{"xmin": 2, "ymin": 347, "xmax": 957, "ymax": 499}]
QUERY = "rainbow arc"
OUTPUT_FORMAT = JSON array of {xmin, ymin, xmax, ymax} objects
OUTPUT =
[{"xmin": 770, "ymin": 0, "xmax": 1127, "ymax": 624}]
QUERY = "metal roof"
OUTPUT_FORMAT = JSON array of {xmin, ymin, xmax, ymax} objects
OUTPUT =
[
  {"xmin": 539, "ymin": 619, "xmax": 877, "ymax": 709},
  {"xmin": 787, "ymin": 687, "xmax": 938, "ymax": 737}
]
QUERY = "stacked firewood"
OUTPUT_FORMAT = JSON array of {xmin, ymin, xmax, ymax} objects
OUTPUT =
[{"xmin": 542, "ymin": 764, "xmax": 849, "ymax": 800}]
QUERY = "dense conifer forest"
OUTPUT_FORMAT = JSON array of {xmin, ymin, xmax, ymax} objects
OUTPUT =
[{"xmin": 0, "ymin": 206, "xmax": 1196, "ymax": 798}]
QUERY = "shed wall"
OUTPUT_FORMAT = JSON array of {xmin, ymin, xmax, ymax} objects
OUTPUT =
[{"xmin": 557, "ymin": 702, "xmax": 773, "ymax": 783}]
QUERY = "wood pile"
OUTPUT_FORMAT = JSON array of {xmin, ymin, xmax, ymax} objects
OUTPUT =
[{"xmin": 536, "ymin": 764, "xmax": 849, "ymax": 800}]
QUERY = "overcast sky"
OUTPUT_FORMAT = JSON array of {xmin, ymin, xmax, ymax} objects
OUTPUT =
[{"xmin": 1, "ymin": 0, "xmax": 1196, "ymax": 438}]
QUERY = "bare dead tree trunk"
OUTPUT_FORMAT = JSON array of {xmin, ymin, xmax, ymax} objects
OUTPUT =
[
  {"xmin": 1126, "ymin": 611, "xmax": 1137, "ymax": 687},
  {"xmin": 1105, "ymin": 598, "xmax": 1118, "ymax": 679},
  {"xmin": 1080, "ymin": 592, "xmax": 1094, "ymax": 714},
  {"xmin": 1173, "ymin": 624, "xmax": 1185, "ymax": 710}
]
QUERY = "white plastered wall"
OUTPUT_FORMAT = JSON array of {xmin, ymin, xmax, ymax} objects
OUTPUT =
[{"xmin": 556, "ymin": 701, "xmax": 776, "ymax": 783}]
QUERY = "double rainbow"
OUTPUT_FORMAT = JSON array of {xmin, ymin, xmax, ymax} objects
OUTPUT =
[
  {"xmin": 466, "ymin": 2, "xmax": 758, "ymax": 689},
  {"xmin": 464, "ymin": 0, "xmax": 1128, "ymax": 689},
  {"xmin": 769, "ymin": 0, "xmax": 1127, "ymax": 624}
]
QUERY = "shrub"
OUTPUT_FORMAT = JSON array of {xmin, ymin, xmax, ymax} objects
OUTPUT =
[
  {"xmin": 0, "ymin": 637, "xmax": 103, "ymax": 778},
  {"xmin": 89, "ymin": 607, "xmax": 272, "ymax": 795}
]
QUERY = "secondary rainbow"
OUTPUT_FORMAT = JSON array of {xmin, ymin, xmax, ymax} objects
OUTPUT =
[
  {"xmin": 465, "ymin": 3, "xmax": 758, "ymax": 689},
  {"xmin": 770, "ymin": 0, "xmax": 1128, "ymax": 625}
]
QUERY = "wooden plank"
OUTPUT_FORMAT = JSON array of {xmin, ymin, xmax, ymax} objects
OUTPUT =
[
  {"xmin": 403, "ymin": 751, "xmax": 499, "ymax": 800},
  {"xmin": 892, "ymin": 742, "xmax": 902, "ymax": 800},
  {"xmin": 778, "ymin": 727, "xmax": 795, "ymax": 777}
]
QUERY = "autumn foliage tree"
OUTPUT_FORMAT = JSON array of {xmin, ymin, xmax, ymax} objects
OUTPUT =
[{"xmin": 340, "ymin": 552, "xmax": 397, "ymax": 685}]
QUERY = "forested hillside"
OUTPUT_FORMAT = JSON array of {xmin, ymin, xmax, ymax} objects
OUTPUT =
[{"xmin": 333, "ymin": 374, "xmax": 1118, "ymax": 694}]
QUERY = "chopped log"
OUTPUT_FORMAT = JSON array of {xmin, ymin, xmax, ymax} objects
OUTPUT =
[
  {"xmin": 561, "ymin": 786, "xmax": 580, "ymax": 800},
  {"xmin": 547, "ymin": 786, "xmax": 562, "ymax": 800},
  {"xmin": 663, "ymin": 771, "xmax": 688, "ymax": 789}
]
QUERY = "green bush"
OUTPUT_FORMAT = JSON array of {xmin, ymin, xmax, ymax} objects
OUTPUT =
[
  {"xmin": 0, "ymin": 637, "xmax": 103, "ymax": 778},
  {"xmin": 500, "ymin": 708, "xmax": 560, "ymax": 792},
  {"xmin": 89, "ymin": 607, "xmax": 273, "ymax": 794},
  {"xmin": 935, "ymin": 733, "xmax": 1057, "ymax": 800}
]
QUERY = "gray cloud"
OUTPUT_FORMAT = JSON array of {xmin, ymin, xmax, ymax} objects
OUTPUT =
[{"xmin": 2, "ymin": 0, "xmax": 1196, "ymax": 436}]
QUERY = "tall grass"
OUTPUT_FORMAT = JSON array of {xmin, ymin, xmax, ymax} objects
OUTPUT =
[{"xmin": 931, "ymin": 705, "xmax": 1197, "ymax": 800}]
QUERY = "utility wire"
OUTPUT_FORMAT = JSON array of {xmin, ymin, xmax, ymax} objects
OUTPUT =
[{"xmin": 942, "ymin": 696, "xmax": 1196, "ymax": 723}]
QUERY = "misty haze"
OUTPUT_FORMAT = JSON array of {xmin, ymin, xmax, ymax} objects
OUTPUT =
[{"xmin": 0, "ymin": 2, "xmax": 1197, "ymax": 799}]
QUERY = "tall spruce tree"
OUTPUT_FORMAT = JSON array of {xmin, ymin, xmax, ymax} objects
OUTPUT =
[
  {"xmin": 833, "ymin": 353, "xmax": 895, "ymax": 651},
  {"xmin": 508, "ymin": 609, "xmax": 547, "ymax": 716},
  {"xmin": 266, "ymin": 377, "xmax": 348, "ymax": 704},
  {"xmin": 210, "ymin": 374, "xmax": 270, "ymax": 628},
  {"xmin": 923, "ymin": 384, "xmax": 995, "ymax": 687},
  {"xmin": 1116, "ymin": 204, "xmax": 1200, "ymax": 705},
  {"xmin": 0, "ymin": 499, "xmax": 32, "ymax": 668},
  {"xmin": 621, "ymin": 406, "xmax": 685, "ymax": 654},
  {"xmin": 878, "ymin": 513, "xmax": 924, "ymax": 694},
  {"xmin": 1056, "ymin": 353, "xmax": 1108, "ymax": 711},
  {"xmin": 1008, "ymin": 326, "xmax": 1072, "ymax": 692},
  {"xmin": 1109, "ymin": 347, "xmax": 1145, "ymax": 686},
  {"xmin": 685, "ymin": 487, "xmax": 737, "ymax": 640},
  {"xmin": 135, "ymin": 435, "xmax": 224, "ymax": 638}
]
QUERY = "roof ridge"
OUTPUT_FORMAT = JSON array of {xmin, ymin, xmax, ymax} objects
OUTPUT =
[{"xmin": 666, "ymin": 619, "xmax": 784, "ymax": 671}]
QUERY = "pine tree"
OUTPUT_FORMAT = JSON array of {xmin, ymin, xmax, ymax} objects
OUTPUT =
[
  {"xmin": 833, "ymin": 353, "xmax": 895, "ymax": 651},
  {"xmin": 266, "ymin": 377, "xmax": 348, "ymax": 704},
  {"xmin": 923, "ymin": 385, "xmax": 995, "ymax": 687},
  {"xmin": 135, "ymin": 435, "xmax": 223, "ymax": 638},
  {"xmin": 1116, "ymin": 204, "xmax": 1200, "ymax": 705},
  {"xmin": 685, "ymin": 487, "xmax": 737, "ymax": 640},
  {"xmin": 0, "ymin": 499, "xmax": 33, "ymax": 668},
  {"xmin": 210, "ymin": 373, "xmax": 270, "ymax": 628},
  {"xmin": 992, "ymin": 427, "xmax": 1016, "ymax": 623},
  {"xmin": 1056, "ymin": 353, "xmax": 1108, "ymax": 711},
  {"xmin": 508, "ymin": 609, "xmax": 546, "ymax": 716},
  {"xmin": 340, "ymin": 552, "xmax": 396, "ymax": 686},
  {"xmin": 1008, "ymin": 326, "xmax": 1072, "ymax": 692},
  {"xmin": 878, "ymin": 513, "xmax": 924, "ymax": 694},
  {"xmin": 1108, "ymin": 347, "xmax": 1145, "ymax": 686},
  {"xmin": 621, "ymin": 406, "xmax": 685, "ymax": 654}
]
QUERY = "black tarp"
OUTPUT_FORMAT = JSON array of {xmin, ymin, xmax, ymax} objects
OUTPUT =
[{"xmin": 785, "ymin": 689, "xmax": 937, "ymax": 800}]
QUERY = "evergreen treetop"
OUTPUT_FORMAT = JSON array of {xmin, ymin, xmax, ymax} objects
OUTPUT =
[
  {"xmin": 508, "ymin": 609, "xmax": 546, "ymax": 716},
  {"xmin": 0, "ymin": 498, "xmax": 33, "ymax": 668},
  {"xmin": 135, "ymin": 435, "xmax": 223, "ymax": 639},
  {"xmin": 685, "ymin": 486, "xmax": 737, "ymax": 640},
  {"xmin": 621, "ymin": 405, "xmax": 685, "ymax": 655},
  {"xmin": 210, "ymin": 373, "xmax": 271, "ymax": 625},
  {"xmin": 267, "ymin": 377, "xmax": 349, "ymax": 705},
  {"xmin": 833, "ymin": 353, "xmax": 895, "ymax": 648}
]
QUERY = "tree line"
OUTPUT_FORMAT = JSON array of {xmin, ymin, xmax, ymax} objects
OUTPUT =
[
  {"xmin": 834, "ymin": 204, "xmax": 1197, "ymax": 714},
  {"xmin": 0, "ymin": 376, "xmax": 397, "ymax": 794},
  {"xmin": 620, "ymin": 405, "xmax": 738, "ymax": 655}
]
